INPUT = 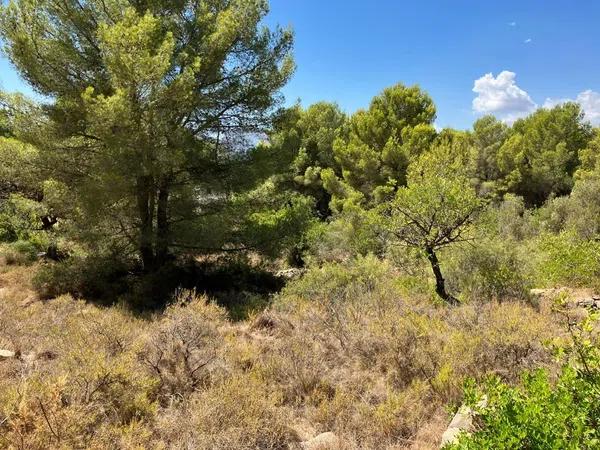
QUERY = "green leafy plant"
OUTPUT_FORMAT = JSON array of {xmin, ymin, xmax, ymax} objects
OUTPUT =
[
  {"xmin": 535, "ymin": 231, "xmax": 600, "ymax": 290},
  {"xmin": 446, "ymin": 238, "xmax": 532, "ymax": 302},
  {"xmin": 448, "ymin": 308, "xmax": 600, "ymax": 449}
]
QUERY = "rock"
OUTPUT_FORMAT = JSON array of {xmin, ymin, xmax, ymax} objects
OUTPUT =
[
  {"xmin": 301, "ymin": 432, "xmax": 340, "ymax": 450},
  {"xmin": 0, "ymin": 349, "xmax": 15, "ymax": 359},
  {"xmin": 530, "ymin": 289, "xmax": 600, "ymax": 310},
  {"xmin": 275, "ymin": 268, "xmax": 306, "ymax": 280},
  {"xmin": 447, "ymin": 405, "xmax": 474, "ymax": 430},
  {"xmin": 20, "ymin": 294, "xmax": 37, "ymax": 308},
  {"xmin": 441, "ymin": 426, "xmax": 466, "ymax": 447},
  {"xmin": 440, "ymin": 397, "xmax": 487, "ymax": 448},
  {"xmin": 575, "ymin": 298, "xmax": 600, "ymax": 310},
  {"xmin": 577, "ymin": 299, "xmax": 595, "ymax": 308},
  {"xmin": 440, "ymin": 406, "xmax": 473, "ymax": 447}
]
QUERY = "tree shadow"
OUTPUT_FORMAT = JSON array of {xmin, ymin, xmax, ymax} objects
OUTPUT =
[{"xmin": 34, "ymin": 255, "xmax": 286, "ymax": 319}]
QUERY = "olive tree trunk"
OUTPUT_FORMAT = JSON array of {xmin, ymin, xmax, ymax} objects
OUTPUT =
[{"xmin": 425, "ymin": 246, "xmax": 459, "ymax": 306}]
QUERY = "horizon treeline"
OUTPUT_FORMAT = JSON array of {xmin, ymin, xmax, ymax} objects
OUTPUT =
[{"xmin": 0, "ymin": 0, "xmax": 598, "ymax": 307}]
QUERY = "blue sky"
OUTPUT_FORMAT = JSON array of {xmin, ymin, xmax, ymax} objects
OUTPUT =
[
  {"xmin": 265, "ymin": 0, "xmax": 600, "ymax": 128},
  {"xmin": 2, "ymin": 1, "xmax": 600, "ymax": 129}
]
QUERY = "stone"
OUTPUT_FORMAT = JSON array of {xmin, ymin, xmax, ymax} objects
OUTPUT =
[
  {"xmin": 0, "ymin": 349, "xmax": 15, "ymax": 359},
  {"xmin": 440, "ymin": 397, "xmax": 487, "ymax": 448},
  {"xmin": 441, "ymin": 407, "xmax": 473, "ymax": 447},
  {"xmin": 447, "ymin": 405, "xmax": 474, "ymax": 429},
  {"xmin": 275, "ymin": 268, "xmax": 306, "ymax": 280},
  {"xmin": 576, "ymin": 298, "xmax": 600, "ymax": 310},
  {"xmin": 441, "ymin": 426, "xmax": 469, "ymax": 447},
  {"xmin": 20, "ymin": 295, "xmax": 37, "ymax": 308},
  {"xmin": 578, "ymin": 299, "xmax": 595, "ymax": 308},
  {"xmin": 301, "ymin": 432, "xmax": 340, "ymax": 450}
]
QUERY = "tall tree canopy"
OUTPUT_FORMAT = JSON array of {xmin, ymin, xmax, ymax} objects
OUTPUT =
[
  {"xmin": 253, "ymin": 102, "xmax": 346, "ymax": 219},
  {"xmin": 471, "ymin": 115, "xmax": 509, "ymax": 194},
  {"xmin": 0, "ymin": 0, "xmax": 294, "ymax": 270},
  {"xmin": 323, "ymin": 83, "xmax": 437, "ymax": 211},
  {"xmin": 497, "ymin": 103, "xmax": 593, "ymax": 205}
]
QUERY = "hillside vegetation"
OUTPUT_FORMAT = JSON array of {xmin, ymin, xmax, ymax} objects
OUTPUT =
[
  {"xmin": 0, "ymin": 261, "xmax": 578, "ymax": 449},
  {"xmin": 0, "ymin": 0, "xmax": 599, "ymax": 448}
]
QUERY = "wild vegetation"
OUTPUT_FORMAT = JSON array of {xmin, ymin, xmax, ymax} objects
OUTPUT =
[{"xmin": 0, "ymin": 0, "xmax": 599, "ymax": 448}]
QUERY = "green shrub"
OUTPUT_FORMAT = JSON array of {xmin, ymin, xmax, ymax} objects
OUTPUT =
[
  {"xmin": 535, "ymin": 174, "xmax": 600, "ymax": 240},
  {"xmin": 448, "ymin": 313, "xmax": 600, "ymax": 449},
  {"xmin": 535, "ymin": 232, "xmax": 600, "ymax": 289},
  {"xmin": 446, "ymin": 239, "xmax": 532, "ymax": 302},
  {"xmin": 1, "ymin": 240, "xmax": 39, "ymax": 265},
  {"xmin": 568, "ymin": 172, "xmax": 600, "ymax": 239},
  {"xmin": 0, "ymin": 194, "xmax": 47, "ymax": 243},
  {"xmin": 535, "ymin": 195, "xmax": 573, "ymax": 233},
  {"xmin": 280, "ymin": 254, "xmax": 397, "ymax": 307},
  {"xmin": 535, "ymin": 173, "xmax": 600, "ymax": 239},
  {"xmin": 304, "ymin": 208, "xmax": 384, "ymax": 264},
  {"xmin": 492, "ymin": 195, "xmax": 535, "ymax": 241}
]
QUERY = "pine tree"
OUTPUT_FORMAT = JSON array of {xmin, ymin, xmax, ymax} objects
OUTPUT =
[{"xmin": 0, "ymin": 0, "xmax": 294, "ymax": 270}]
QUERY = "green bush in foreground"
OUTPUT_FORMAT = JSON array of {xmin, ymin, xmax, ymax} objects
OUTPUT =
[{"xmin": 449, "ymin": 312, "xmax": 600, "ymax": 449}]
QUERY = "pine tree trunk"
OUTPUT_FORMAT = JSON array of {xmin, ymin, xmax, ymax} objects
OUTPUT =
[
  {"xmin": 136, "ymin": 176, "xmax": 155, "ymax": 271},
  {"xmin": 155, "ymin": 182, "xmax": 169, "ymax": 267},
  {"xmin": 425, "ymin": 246, "xmax": 458, "ymax": 306}
]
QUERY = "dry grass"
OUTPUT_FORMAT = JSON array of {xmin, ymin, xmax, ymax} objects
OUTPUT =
[{"xmin": 0, "ymin": 257, "xmax": 564, "ymax": 449}]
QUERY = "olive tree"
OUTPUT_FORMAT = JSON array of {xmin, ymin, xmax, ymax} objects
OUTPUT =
[{"xmin": 383, "ymin": 141, "xmax": 484, "ymax": 305}]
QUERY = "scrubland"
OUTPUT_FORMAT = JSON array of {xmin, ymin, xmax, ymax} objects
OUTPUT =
[{"xmin": 0, "ymin": 255, "xmax": 575, "ymax": 449}]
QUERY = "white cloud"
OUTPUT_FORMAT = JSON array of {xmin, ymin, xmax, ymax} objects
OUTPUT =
[
  {"xmin": 524, "ymin": 38, "xmax": 532, "ymax": 44},
  {"xmin": 508, "ymin": 21, "xmax": 517, "ymax": 27},
  {"xmin": 544, "ymin": 90, "xmax": 600, "ymax": 125},
  {"xmin": 542, "ymin": 97, "xmax": 568, "ymax": 109},
  {"xmin": 472, "ymin": 71, "xmax": 537, "ymax": 123},
  {"xmin": 578, "ymin": 90, "xmax": 600, "ymax": 125}
]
